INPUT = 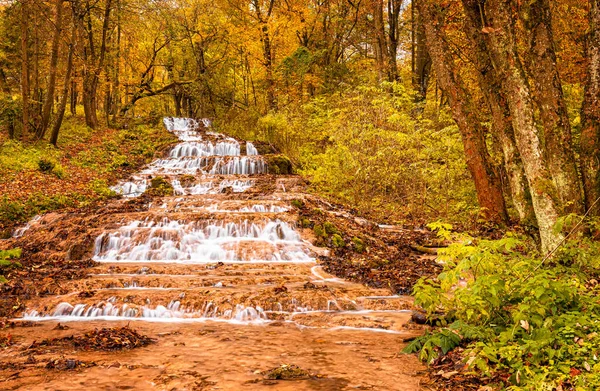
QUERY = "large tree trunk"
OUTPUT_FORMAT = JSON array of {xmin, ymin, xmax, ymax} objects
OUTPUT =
[
  {"xmin": 80, "ymin": 0, "xmax": 112, "ymax": 129},
  {"xmin": 419, "ymin": 0, "xmax": 508, "ymax": 224},
  {"xmin": 581, "ymin": 0, "xmax": 600, "ymax": 213},
  {"xmin": 38, "ymin": 0, "xmax": 64, "ymax": 139},
  {"xmin": 0, "ymin": 68, "xmax": 15, "ymax": 139},
  {"xmin": 521, "ymin": 0, "xmax": 583, "ymax": 214},
  {"xmin": 50, "ymin": 22, "xmax": 76, "ymax": 146},
  {"xmin": 386, "ymin": 0, "xmax": 402, "ymax": 82},
  {"xmin": 373, "ymin": 0, "xmax": 386, "ymax": 82},
  {"xmin": 413, "ymin": 0, "xmax": 431, "ymax": 100},
  {"xmin": 462, "ymin": 0, "xmax": 535, "ymax": 225},
  {"xmin": 482, "ymin": 0, "xmax": 563, "ymax": 252},
  {"xmin": 20, "ymin": 0, "xmax": 30, "ymax": 135}
]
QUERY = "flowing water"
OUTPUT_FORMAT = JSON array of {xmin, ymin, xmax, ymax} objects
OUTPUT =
[{"xmin": 2, "ymin": 118, "xmax": 424, "ymax": 390}]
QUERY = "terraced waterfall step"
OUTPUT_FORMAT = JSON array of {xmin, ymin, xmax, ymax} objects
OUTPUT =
[{"xmin": 0, "ymin": 117, "xmax": 426, "ymax": 390}]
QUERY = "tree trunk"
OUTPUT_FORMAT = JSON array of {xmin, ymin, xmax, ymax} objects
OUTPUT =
[
  {"xmin": 386, "ymin": 0, "xmax": 402, "ymax": 82},
  {"xmin": 419, "ymin": 0, "xmax": 508, "ymax": 224},
  {"xmin": 581, "ymin": 0, "xmax": 600, "ymax": 213},
  {"xmin": 482, "ymin": 0, "xmax": 563, "ymax": 252},
  {"xmin": 50, "ymin": 22, "xmax": 76, "ymax": 147},
  {"xmin": 20, "ymin": 0, "xmax": 30, "ymax": 135},
  {"xmin": 462, "ymin": 0, "xmax": 535, "ymax": 225},
  {"xmin": 70, "ymin": 80, "xmax": 77, "ymax": 115},
  {"xmin": 38, "ymin": 0, "xmax": 64, "ymax": 139},
  {"xmin": 413, "ymin": 1, "xmax": 431, "ymax": 100},
  {"xmin": 521, "ymin": 0, "xmax": 583, "ymax": 214},
  {"xmin": 0, "ymin": 68, "xmax": 15, "ymax": 139},
  {"xmin": 373, "ymin": 0, "xmax": 386, "ymax": 82}
]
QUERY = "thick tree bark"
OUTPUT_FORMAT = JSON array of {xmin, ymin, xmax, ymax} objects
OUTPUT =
[
  {"xmin": 51, "ymin": 22, "xmax": 76, "ymax": 146},
  {"xmin": 482, "ymin": 0, "xmax": 563, "ymax": 252},
  {"xmin": 373, "ymin": 0, "xmax": 386, "ymax": 82},
  {"xmin": 581, "ymin": 0, "xmax": 600, "ymax": 213},
  {"xmin": 38, "ymin": 0, "xmax": 64, "ymax": 139},
  {"xmin": 521, "ymin": 0, "xmax": 584, "ymax": 214},
  {"xmin": 419, "ymin": 0, "xmax": 508, "ymax": 224},
  {"xmin": 79, "ymin": 0, "xmax": 112, "ymax": 129},
  {"xmin": 386, "ymin": 0, "xmax": 403, "ymax": 82},
  {"xmin": 0, "ymin": 68, "xmax": 15, "ymax": 139},
  {"xmin": 20, "ymin": 0, "xmax": 30, "ymax": 135},
  {"xmin": 462, "ymin": 0, "xmax": 535, "ymax": 225},
  {"xmin": 253, "ymin": 0, "xmax": 276, "ymax": 111},
  {"xmin": 413, "ymin": 1, "xmax": 431, "ymax": 100}
]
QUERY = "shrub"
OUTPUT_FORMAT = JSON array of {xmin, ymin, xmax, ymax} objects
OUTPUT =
[
  {"xmin": 331, "ymin": 233, "xmax": 345, "ymax": 248},
  {"xmin": 88, "ymin": 179, "xmax": 117, "ymax": 199},
  {"xmin": 145, "ymin": 176, "xmax": 174, "ymax": 197},
  {"xmin": 0, "ymin": 248, "xmax": 21, "ymax": 283},
  {"xmin": 404, "ymin": 221, "xmax": 600, "ymax": 390},
  {"xmin": 351, "ymin": 237, "xmax": 365, "ymax": 253},
  {"xmin": 37, "ymin": 158, "xmax": 55, "ymax": 172},
  {"xmin": 323, "ymin": 221, "xmax": 339, "ymax": 235}
]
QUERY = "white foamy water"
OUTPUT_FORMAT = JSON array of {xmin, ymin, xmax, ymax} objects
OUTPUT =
[
  {"xmin": 92, "ymin": 218, "xmax": 313, "ymax": 263},
  {"xmin": 13, "ymin": 215, "xmax": 42, "ymax": 238},
  {"xmin": 111, "ymin": 117, "xmax": 266, "ymax": 195},
  {"xmin": 23, "ymin": 300, "xmax": 268, "ymax": 323},
  {"xmin": 20, "ymin": 118, "xmax": 322, "ymax": 325}
]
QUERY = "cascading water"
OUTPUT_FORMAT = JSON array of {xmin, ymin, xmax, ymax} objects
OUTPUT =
[{"xmin": 22, "ymin": 117, "xmax": 318, "ymax": 322}]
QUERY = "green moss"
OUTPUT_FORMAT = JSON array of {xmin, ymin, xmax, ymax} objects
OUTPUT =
[
  {"xmin": 145, "ymin": 176, "xmax": 174, "ymax": 197},
  {"xmin": 331, "ymin": 234, "xmax": 345, "ymax": 248},
  {"xmin": 313, "ymin": 224, "xmax": 327, "ymax": 240},
  {"xmin": 88, "ymin": 179, "xmax": 117, "ymax": 199},
  {"xmin": 323, "ymin": 221, "xmax": 339, "ymax": 235},
  {"xmin": 351, "ymin": 237, "xmax": 366, "ymax": 253},
  {"xmin": 38, "ymin": 158, "xmax": 55, "ymax": 172},
  {"xmin": 265, "ymin": 154, "xmax": 293, "ymax": 175},
  {"xmin": 291, "ymin": 199, "xmax": 304, "ymax": 209},
  {"xmin": 298, "ymin": 217, "xmax": 312, "ymax": 228}
]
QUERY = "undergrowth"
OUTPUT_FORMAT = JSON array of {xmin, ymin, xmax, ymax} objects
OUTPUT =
[
  {"xmin": 0, "ymin": 117, "xmax": 175, "ymax": 232},
  {"xmin": 404, "ymin": 220, "xmax": 600, "ymax": 390}
]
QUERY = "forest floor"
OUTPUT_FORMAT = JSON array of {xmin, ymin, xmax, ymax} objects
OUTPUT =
[{"xmin": 0, "ymin": 120, "xmax": 445, "ymax": 390}]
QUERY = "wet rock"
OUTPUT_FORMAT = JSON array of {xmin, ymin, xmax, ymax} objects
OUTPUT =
[
  {"xmin": 273, "ymin": 285, "xmax": 288, "ymax": 294},
  {"xmin": 144, "ymin": 176, "xmax": 174, "ymax": 197},
  {"xmin": 46, "ymin": 358, "xmax": 95, "ymax": 370},
  {"xmin": 66, "ymin": 236, "xmax": 94, "ymax": 260},
  {"xmin": 263, "ymin": 364, "xmax": 314, "ymax": 380}
]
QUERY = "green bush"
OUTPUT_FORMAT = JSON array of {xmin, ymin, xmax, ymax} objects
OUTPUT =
[
  {"xmin": 404, "ymin": 221, "xmax": 600, "ymax": 390},
  {"xmin": 88, "ymin": 179, "xmax": 117, "ymax": 199},
  {"xmin": 323, "ymin": 221, "xmax": 339, "ymax": 235},
  {"xmin": 145, "ymin": 176, "xmax": 174, "ymax": 197},
  {"xmin": 291, "ymin": 199, "xmax": 304, "ymax": 209},
  {"xmin": 351, "ymin": 237, "xmax": 366, "ymax": 253},
  {"xmin": 0, "ymin": 248, "xmax": 21, "ymax": 283},
  {"xmin": 331, "ymin": 233, "xmax": 345, "ymax": 248},
  {"xmin": 38, "ymin": 158, "xmax": 55, "ymax": 172}
]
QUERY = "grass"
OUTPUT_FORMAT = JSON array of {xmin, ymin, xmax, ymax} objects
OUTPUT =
[{"xmin": 0, "ymin": 115, "xmax": 176, "ymax": 234}]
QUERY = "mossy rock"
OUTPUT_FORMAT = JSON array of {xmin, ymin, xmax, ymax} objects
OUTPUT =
[
  {"xmin": 313, "ymin": 224, "xmax": 328, "ymax": 244},
  {"xmin": 323, "ymin": 221, "xmax": 339, "ymax": 235},
  {"xmin": 351, "ymin": 237, "xmax": 366, "ymax": 253},
  {"xmin": 331, "ymin": 234, "xmax": 345, "ymax": 248},
  {"xmin": 291, "ymin": 199, "xmax": 304, "ymax": 209},
  {"xmin": 298, "ymin": 217, "xmax": 312, "ymax": 228},
  {"xmin": 265, "ymin": 155, "xmax": 293, "ymax": 175},
  {"xmin": 264, "ymin": 364, "xmax": 311, "ymax": 380},
  {"xmin": 144, "ymin": 176, "xmax": 174, "ymax": 197},
  {"xmin": 178, "ymin": 174, "xmax": 196, "ymax": 187}
]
